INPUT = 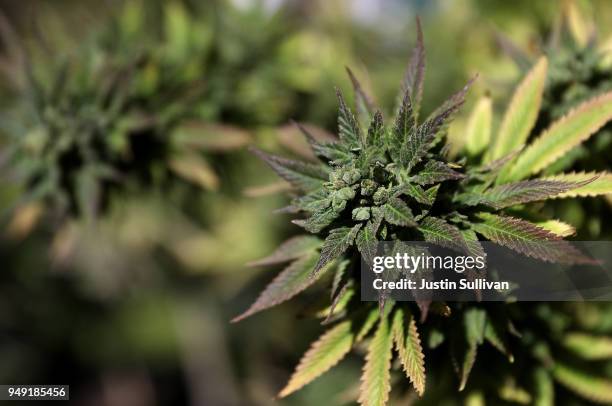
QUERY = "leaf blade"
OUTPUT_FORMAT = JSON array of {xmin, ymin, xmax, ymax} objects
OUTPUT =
[{"xmin": 279, "ymin": 321, "xmax": 354, "ymax": 398}]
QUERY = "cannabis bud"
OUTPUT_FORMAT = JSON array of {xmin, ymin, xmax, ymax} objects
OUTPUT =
[{"xmin": 237, "ymin": 17, "xmax": 612, "ymax": 405}]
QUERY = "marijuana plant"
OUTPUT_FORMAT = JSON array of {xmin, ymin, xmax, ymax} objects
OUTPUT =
[
  {"xmin": 496, "ymin": 1, "xmax": 612, "ymax": 237},
  {"xmin": 0, "ymin": 1, "xmax": 252, "ymax": 228},
  {"xmin": 236, "ymin": 20, "xmax": 612, "ymax": 404}
]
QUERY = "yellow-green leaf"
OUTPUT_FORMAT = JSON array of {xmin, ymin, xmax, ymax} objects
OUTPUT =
[
  {"xmin": 534, "ymin": 368, "xmax": 554, "ymax": 406},
  {"xmin": 169, "ymin": 153, "xmax": 219, "ymax": 191},
  {"xmin": 535, "ymin": 220, "xmax": 576, "ymax": 237},
  {"xmin": 358, "ymin": 315, "xmax": 394, "ymax": 406},
  {"xmin": 465, "ymin": 96, "xmax": 492, "ymax": 156},
  {"xmin": 489, "ymin": 57, "xmax": 547, "ymax": 162},
  {"xmin": 564, "ymin": 0, "xmax": 593, "ymax": 48},
  {"xmin": 563, "ymin": 333, "xmax": 612, "ymax": 360},
  {"xmin": 506, "ymin": 92, "xmax": 612, "ymax": 181},
  {"xmin": 392, "ymin": 308, "xmax": 426, "ymax": 396},
  {"xmin": 542, "ymin": 171, "xmax": 612, "ymax": 198},
  {"xmin": 553, "ymin": 362, "xmax": 612, "ymax": 404},
  {"xmin": 279, "ymin": 321, "xmax": 354, "ymax": 398}
]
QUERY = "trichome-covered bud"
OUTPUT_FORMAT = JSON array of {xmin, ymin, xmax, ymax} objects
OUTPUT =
[
  {"xmin": 360, "ymin": 179, "xmax": 378, "ymax": 196},
  {"xmin": 352, "ymin": 207, "xmax": 371, "ymax": 221},
  {"xmin": 373, "ymin": 186, "xmax": 389, "ymax": 205}
]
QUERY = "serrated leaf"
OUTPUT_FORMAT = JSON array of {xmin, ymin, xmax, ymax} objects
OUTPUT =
[
  {"xmin": 336, "ymin": 88, "xmax": 362, "ymax": 146},
  {"xmin": 419, "ymin": 217, "xmax": 469, "ymax": 254},
  {"xmin": 411, "ymin": 160, "xmax": 464, "ymax": 186},
  {"xmin": 356, "ymin": 309, "xmax": 380, "ymax": 342},
  {"xmin": 424, "ymin": 76, "xmax": 476, "ymax": 142},
  {"xmin": 314, "ymin": 224, "xmax": 362, "ymax": 275},
  {"xmin": 295, "ymin": 121, "xmax": 353, "ymax": 164},
  {"xmin": 553, "ymin": 363, "xmax": 612, "ymax": 404},
  {"xmin": 356, "ymin": 219, "xmax": 380, "ymax": 266},
  {"xmin": 472, "ymin": 213, "xmax": 592, "ymax": 264},
  {"xmin": 383, "ymin": 197, "xmax": 416, "ymax": 227},
  {"xmin": 536, "ymin": 220, "xmax": 576, "ymax": 237},
  {"xmin": 479, "ymin": 179, "xmax": 590, "ymax": 209},
  {"xmin": 358, "ymin": 315, "xmax": 393, "ymax": 406},
  {"xmin": 248, "ymin": 236, "xmax": 322, "ymax": 267},
  {"xmin": 300, "ymin": 207, "xmax": 339, "ymax": 234},
  {"xmin": 391, "ymin": 90, "xmax": 416, "ymax": 166},
  {"xmin": 232, "ymin": 252, "xmax": 325, "ymax": 322},
  {"xmin": 392, "ymin": 308, "xmax": 426, "ymax": 396},
  {"xmin": 403, "ymin": 80, "xmax": 472, "ymax": 171},
  {"xmin": 393, "ymin": 183, "xmax": 430, "ymax": 205},
  {"xmin": 367, "ymin": 110, "xmax": 384, "ymax": 148},
  {"xmin": 399, "ymin": 16, "xmax": 425, "ymax": 120},
  {"xmin": 458, "ymin": 343, "xmax": 478, "ymax": 392},
  {"xmin": 506, "ymin": 92, "xmax": 612, "ymax": 181},
  {"xmin": 465, "ymin": 308, "xmax": 486, "ymax": 346},
  {"xmin": 279, "ymin": 321, "xmax": 354, "ymax": 398},
  {"xmin": 563, "ymin": 333, "xmax": 612, "ymax": 360},
  {"xmin": 251, "ymin": 147, "xmax": 328, "ymax": 192},
  {"xmin": 465, "ymin": 96, "xmax": 492, "ymax": 156},
  {"xmin": 484, "ymin": 321, "xmax": 513, "ymax": 362},
  {"xmin": 541, "ymin": 171, "xmax": 612, "ymax": 198},
  {"xmin": 347, "ymin": 67, "xmax": 375, "ymax": 126},
  {"xmin": 490, "ymin": 57, "xmax": 547, "ymax": 161}
]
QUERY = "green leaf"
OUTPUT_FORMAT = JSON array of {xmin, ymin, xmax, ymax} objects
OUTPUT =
[
  {"xmin": 169, "ymin": 153, "xmax": 219, "ymax": 191},
  {"xmin": 314, "ymin": 224, "xmax": 362, "ymax": 275},
  {"xmin": 278, "ymin": 321, "xmax": 354, "ymax": 398},
  {"xmin": 484, "ymin": 321, "xmax": 513, "ymax": 362},
  {"xmin": 536, "ymin": 220, "xmax": 576, "ymax": 237},
  {"xmin": 347, "ymin": 67, "xmax": 375, "ymax": 126},
  {"xmin": 336, "ymin": 88, "xmax": 362, "ymax": 146},
  {"xmin": 232, "ymin": 252, "xmax": 325, "ymax": 322},
  {"xmin": 458, "ymin": 343, "xmax": 478, "ymax": 392},
  {"xmin": 399, "ymin": 16, "xmax": 425, "ymax": 120},
  {"xmin": 248, "ymin": 236, "xmax": 322, "ymax": 267},
  {"xmin": 419, "ymin": 217, "xmax": 469, "ymax": 254},
  {"xmin": 251, "ymin": 147, "xmax": 328, "ymax": 192},
  {"xmin": 506, "ymin": 92, "xmax": 612, "ymax": 181},
  {"xmin": 356, "ymin": 212, "xmax": 382, "ymax": 266},
  {"xmin": 295, "ymin": 121, "xmax": 353, "ymax": 164},
  {"xmin": 392, "ymin": 308, "xmax": 426, "ymax": 396},
  {"xmin": 298, "ymin": 207, "xmax": 339, "ymax": 234},
  {"xmin": 392, "ymin": 91, "xmax": 416, "ymax": 166},
  {"xmin": 172, "ymin": 121, "xmax": 251, "ymax": 151},
  {"xmin": 383, "ymin": 197, "xmax": 417, "ymax": 227},
  {"xmin": 393, "ymin": 183, "xmax": 431, "ymax": 205},
  {"xmin": 478, "ymin": 179, "xmax": 589, "ymax": 209},
  {"xmin": 411, "ymin": 160, "xmax": 464, "ymax": 186},
  {"xmin": 563, "ymin": 333, "xmax": 612, "ymax": 360},
  {"xmin": 490, "ymin": 57, "xmax": 547, "ymax": 161},
  {"xmin": 464, "ymin": 308, "xmax": 486, "ymax": 346},
  {"xmin": 541, "ymin": 171, "xmax": 612, "ymax": 198},
  {"xmin": 367, "ymin": 110, "xmax": 385, "ymax": 148},
  {"xmin": 356, "ymin": 309, "xmax": 380, "ymax": 342},
  {"xmin": 534, "ymin": 368, "xmax": 554, "ymax": 406},
  {"xmin": 465, "ymin": 96, "xmax": 492, "ymax": 156},
  {"xmin": 553, "ymin": 363, "xmax": 612, "ymax": 404},
  {"xmin": 472, "ymin": 213, "xmax": 592, "ymax": 264},
  {"xmin": 358, "ymin": 315, "xmax": 394, "ymax": 406},
  {"xmin": 455, "ymin": 309, "xmax": 487, "ymax": 392}
]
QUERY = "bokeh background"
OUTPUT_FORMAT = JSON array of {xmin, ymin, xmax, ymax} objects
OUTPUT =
[{"xmin": 1, "ymin": 1, "xmax": 611, "ymax": 405}]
